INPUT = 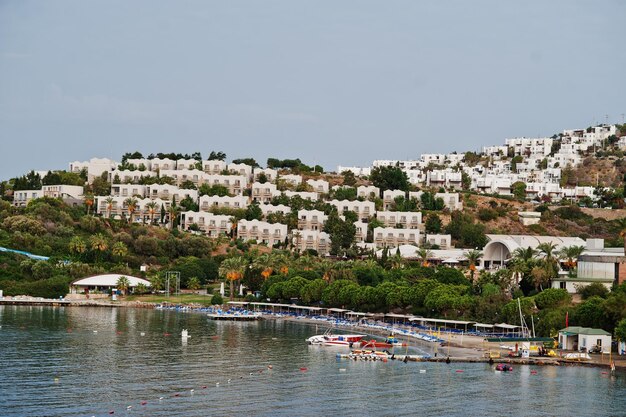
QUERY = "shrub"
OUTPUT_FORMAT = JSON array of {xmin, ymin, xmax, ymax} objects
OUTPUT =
[
  {"xmin": 210, "ymin": 294, "xmax": 224, "ymax": 305},
  {"xmin": 477, "ymin": 208, "xmax": 498, "ymax": 222},
  {"xmin": 577, "ymin": 282, "xmax": 609, "ymax": 299},
  {"xmin": 534, "ymin": 288, "xmax": 571, "ymax": 309}
]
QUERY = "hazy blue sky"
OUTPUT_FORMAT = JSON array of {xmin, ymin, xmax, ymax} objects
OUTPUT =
[{"xmin": 1, "ymin": 0, "xmax": 625, "ymax": 179}]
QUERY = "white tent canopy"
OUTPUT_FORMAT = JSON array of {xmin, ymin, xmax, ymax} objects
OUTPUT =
[{"xmin": 72, "ymin": 274, "xmax": 151, "ymax": 288}]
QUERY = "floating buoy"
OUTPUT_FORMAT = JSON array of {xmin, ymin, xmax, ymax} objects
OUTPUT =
[
  {"xmin": 211, "ymin": 336, "xmax": 219, "ymax": 340},
  {"xmin": 116, "ymin": 331, "xmax": 123, "ymax": 335},
  {"xmin": 159, "ymin": 397, "xmax": 164, "ymax": 401},
  {"xmin": 272, "ymin": 337, "xmax": 277, "ymax": 340},
  {"xmin": 66, "ymin": 329, "xmax": 72, "ymax": 333},
  {"xmin": 174, "ymin": 393, "xmax": 180, "ymax": 397},
  {"xmin": 601, "ymin": 371, "xmax": 608, "ymax": 375},
  {"xmin": 249, "ymin": 372, "xmax": 253, "ymax": 376},
  {"xmin": 419, "ymin": 370, "xmax": 426, "ymax": 374},
  {"xmin": 93, "ymin": 330, "xmax": 98, "ymax": 333},
  {"xmin": 141, "ymin": 401, "xmax": 147, "ymax": 405},
  {"xmin": 108, "ymin": 411, "xmax": 114, "ymax": 415},
  {"xmin": 339, "ymin": 368, "xmax": 346, "ymax": 372},
  {"xmin": 164, "ymin": 333, "xmax": 171, "ymax": 337},
  {"xmin": 228, "ymin": 379, "xmax": 231, "ymax": 383},
  {"xmin": 201, "ymin": 385, "xmax": 207, "ymax": 389},
  {"xmin": 54, "ymin": 377, "xmax": 59, "ymax": 383},
  {"xmin": 216, "ymin": 382, "xmax": 220, "ymax": 386},
  {"xmin": 300, "ymin": 367, "xmax": 308, "ymax": 372},
  {"xmin": 190, "ymin": 389, "xmax": 194, "ymax": 394},
  {"xmin": 456, "ymin": 370, "xmax": 464, "ymax": 373},
  {"xmin": 531, "ymin": 370, "xmax": 537, "ymax": 374},
  {"xmin": 140, "ymin": 332, "xmax": 145, "ymax": 336},
  {"xmin": 267, "ymin": 365, "xmax": 273, "ymax": 369},
  {"xmin": 126, "ymin": 406, "xmax": 132, "ymax": 410}
]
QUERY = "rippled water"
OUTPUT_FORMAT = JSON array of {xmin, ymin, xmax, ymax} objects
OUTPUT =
[{"xmin": 1, "ymin": 306, "xmax": 625, "ymax": 417}]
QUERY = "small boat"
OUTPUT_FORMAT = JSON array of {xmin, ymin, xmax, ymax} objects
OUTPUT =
[
  {"xmin": 337, "ymin": 349, "xmax": 391, "ymax": 361},
  {"xmin": 495, "ymin": 363, "xmax": 513, "ymax": 372},
  {"xmin": 306, "ymin": 329, "xmax": 365, "ymax": 347},
  {"xmin": 362, "ymin": 336, "xmax": 407, "ymax": 349}
]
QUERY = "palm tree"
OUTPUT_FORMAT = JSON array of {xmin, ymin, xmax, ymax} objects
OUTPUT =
[
  {"xmin": 84, "ymin": 194, "xmax": 94, "ymax": 215},
  {"xmin": 219, "ymin": 256, "xmax": 248, "ymax": 301},
  {"xmin": 168, "ymin": 204, "xmax": 180, "ymax": 230},
  {"xmin": 415, "ymin": 247, "xmax": 433, "ymax": 267},
  {"xmin": 252, "ymin": 253, "xmax": 276, "ymax": 280},
  {"xmin": 124, "ymin": 197, "xmax": 138, "ymax": 223},
  {"xmin": 116, "ymin": 276, "xmax": 130, "ymax": 295},
  {"xmin": 105, "ymin": 196, "xmax": 114, "ymax": 219},
  {"xmin": 558, "ymin": 245, "xmax": 585, "ymax": 271},
  {"xmin": 69, "ymin": 236, "xmax": 87, "ymax": 259},
  {"xmin": 146, "ymin": 201, "xmax": 158, "ymax": 225},
  {"xmin": 296, "ymin": 254, "xmax": 317, "ymax": 271},
  {"xmin": 111, "ymin": 241, "xmax": 128, "ymax": 261},
  {"xmin": 537, "ymin": 242, "xmax": 559, "ymax": 285},
  {"xmin": 274, "ymin": 252, "xmax": 291, "ymax": 276},
  {"xmin": 465, "ymin": 249, "xmax": 483, "ymax": 281},
  {"xmin": 531, "ymin": 266, "xmax": 549, "ymax": 291},
  {"xmin": 90, "ymin": 233, "xmax": 108, "ymax": 262}
]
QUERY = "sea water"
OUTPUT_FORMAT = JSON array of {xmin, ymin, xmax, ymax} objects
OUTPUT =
[{"xmin": 0, "ymin": 306, "xmax": 624, "ymax": 417}]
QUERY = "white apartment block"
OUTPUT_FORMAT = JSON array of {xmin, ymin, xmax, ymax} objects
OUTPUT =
[
  {"xmin": 260, "ymin": 204, "xmax": 291, "ymax": 217},
  {"xmin": 111, "ymin": 184, "xmax": 147, "ymax": 198},
  {"xmin": 69, "ymin": 158, "xmax": 117, "ymax": 182},
  {"xmin": 297, "ymin": 209, "xmax": 327, "ymax": 231},
  {"xmin": 471, "ymin": 176, "xmax": 512, "ymax": 196},
  {"xmin": 307, "ymin": 179, "xmax": 329, "ymax": 194},
  {"xmin": 202, "ymin": 160, "xmax": 227, "ymax": 174},
  {"xmin": 383, "ymin": 189, "xmax": 406, "ymax": 210},
  {"xmin": 284, "ymin": 190, "xmax": 318, "ymax": 201},
  {"xmin": 505, "ymin": 137, "xmax": 553, "ymax": 158},
  {"xmin": 405, "ymin": 169, "xmax": 426, "ymax": 185},
  {"xmin": 180, "ymin": 211, "xmax": 232, "ymax": 237},
  {"xmin": 292, "ymin": 230, "xmax": 331, "ymax": 255},
  {"xmin": 436, "ymin": 192, "xmax": 463, "ymax": 211},
  {"xmin": 202, "ymin": 174, "xmax": 247, "ymax": 195},
  {"xmin": 159, "ymin": 169, "xmax": 205, "ymax": 186},
  {"xmin": 482, "ymin": 145, "xmax": 509, "ymax": 158},
  {"xmin": 176, "ymin": 159, "xmax": 200, "ymax": 171},
  {"xmin": 354, "ymin": 220, "xmax": 368, "ymax": 243},
  {"xmin": 253, "ymin": 168, "xmax": 278, "ymax": 183},
  {"xmin": 426, "ymin": 170, "xmax": 462, "ymax": 190},
  {"xmin": 278, "ymin": 174, "xmax": 303, "ymax": 186},
  {"xmin": 42, "ymin": 185, "xmax": 84, "ymax": 200},
  {"xmin": 376, "ymin": 211, "xmax": 422, "ymax": 229},
  {"xmin": 199, "ymin": 195, "xmax": 249, "ymax": 211},
  {"xmin": 109, "ymin": 169, "xmax": 154, "ymax": 184},
  {"xmin": 228, "ymin": 163, "xmax": 253, "ymax": 180},
  {"xmin": 373, "ymin": 227, "xmax": 420, "ymax": 249},
  {"xmin": 146, "ymin": 184, "xmax": 197, "ymax": 202},
  {"xmin": 13, "ymin": 189, "xmax": 42, "ymax": 207},
  {"xmin": 329, "ymin": 199, "xmax": 375, "ymax": 221},
  {"xmin": 125, "ymin": 158, "xmax": 152, "ymax": 171},
  {"xmin": 237, "ymin": 219, "xmax": 287, "ymax": 247},
  {"xmin": 425, "ymin": 234, "xmax": 452, "ymax": 250},
  {"xmin": 357, "ymin": 185, "xmax": 380, "ymax": 199},
  {"xmin": 337, "ymin": 166, "xmax": 372, "ymax": 177},
  {"xmin": 251, "ymin": 182, "xmax": 281, "ymax": 203},
  {"xmin": 150, "ymin": 158, "xmax": 176, "ymax": 171}
]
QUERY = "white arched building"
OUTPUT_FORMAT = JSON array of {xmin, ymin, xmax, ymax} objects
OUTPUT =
[{"xmin": 482, "ymin": 234, "xmax": 586, "ymax": 269}]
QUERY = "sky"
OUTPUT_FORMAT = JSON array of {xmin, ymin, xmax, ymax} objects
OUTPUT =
[{"xmin": 1, "ymin": 0, "xmax": 625, "ymax": 180}]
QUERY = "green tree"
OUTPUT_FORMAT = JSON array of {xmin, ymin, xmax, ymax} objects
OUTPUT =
[
  {"xmin": 69, "ymin": 236, "xmax": 87, "ymax": 257},
  {"xmin": 465, "ymin": 249, "xmax": 483, "ymax": 281},
  {"xmin": 511, "ymin": 181, "xmax": 527, "ymax": 200},
  {"xmin": 301, "ymin": 278, "xmax": 328, "ymax": 304},
  {"xmin": 323, "ymin": 210, "xmax": 356, "ymax": 256},
  {"xmin": 90, "ymin": 233, "xmax": 108, "ymax": 262},
  {"xmin": 341, "ymin": 170, "xmax": 357, "ymax": 187},
  {"xmin": 615, "ymin": 318, "xmax": 626, "ymax": 342},
  {"xmin": 111, "ymin": 241, "xmax": 128, "ymax": 261},
  {"xmin": 425, "ymin": 213, "xmax": 442, "ymax": 234},
  {"xmin": 369, "ymin": 166, "xmax": 410, "ymax": 192},
  {"xmin": 187, "ymin": 276, "xmax": 201, "ymax": 291}
]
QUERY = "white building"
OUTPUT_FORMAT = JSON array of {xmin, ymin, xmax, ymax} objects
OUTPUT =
[
  {"xmin": 357, "ymin": 185, "xmax": 380, "ymax": 199},
  {"xmin": 202, "ymin": 160, "xmax": 227, "ymax": 174},
  {"xmin": 297, "ymin": 209, "xmax": 327, "ymax": 231},
  {"xmin": 251, "ymin": 182, "xmax": 281, "ymax": 203},
  {"xmin": 237, "ymin": 219, "xmax": 287, "ymax": 247},
  {"xmin": 329, "ymin": 199, "xmax": 375, "ymax": 221},
  {"xmin": 425, "ymin": 234, "xmax": 452, "ymax": 250},
  {"xmin": 180, "ymin": 211, "xmax": 232, "ymax": 237},
  {"xmin": 199, "ymin": 195, "xmax": 249, "ymax": 211},
  {"xmin": 278, "ymin": 174, "xmax": 303, "ymax": 186},
  {"xmin": 373, "ymin": 227, "xmax": 420, "ymax": 248},
  {"xmin": 337, "ymin": 166, "xmax": 372, "ymax": 177},
  {"xmin": 292, "ymin": 229, "xmax": 331, "ymax": 255},
  {"xmin": 284, "ymin": 190, "xmax": 318, "ymax": 201},
  {"xmin": 260, "ymin": 204, "xmax": 291, "ymax": 217},
  {"xmin": 306, "ymin": 179, "xmax": 329, "ymax": 195},
  {"xmin": 376, "ymin": 211, "xmax": 422, "ymax": 229},
  {"xmin": 12, "ymin": 189, "xmax": 42, "ymax": 207},
  {"xmin": 383, "ymin": 189, "xmax": 406, "ymax": 210},
  {"xmin": 150, "ymin": 158, "xmax": 176, "ymax": 171},
  {"xmin": 111, "ymin": 184, "xmax": 147, "ymax": 198},
  {"xmin": 69, "ymin": 158, "xmax": 117, "ymax": 182},
  {"xmin": 253, "ymin": 168, "xmax": 278, "ymax": 183},
  {"xmin": 426, "ymin": 170, "xmax": 462, "ymax": 190},
  {"xmin": 228, "ymin": 163, "xmax": 253, "ymax": 180}
]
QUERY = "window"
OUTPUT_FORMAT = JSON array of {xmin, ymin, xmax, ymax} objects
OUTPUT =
[{"xmin": 559, "ymin": 282, "xmax": 566, "ymax": 290}]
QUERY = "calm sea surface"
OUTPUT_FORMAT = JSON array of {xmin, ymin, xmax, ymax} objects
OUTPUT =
[{"xmin": 0, "ymin": 305, "xmax": 624, "ymax": 417}]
